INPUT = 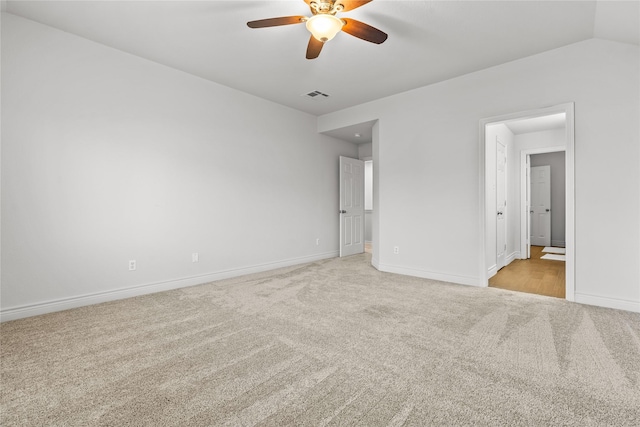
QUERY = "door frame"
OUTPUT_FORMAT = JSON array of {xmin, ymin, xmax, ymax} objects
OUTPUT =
[
  {"xmin": 479, "ymin": 102, "xmax": 575, "ymax": 302},
  {"xmin": 521, "ymin": 148, "xmax": 564, "ymax": 259}
]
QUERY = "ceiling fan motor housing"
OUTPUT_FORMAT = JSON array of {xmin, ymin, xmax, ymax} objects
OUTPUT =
[{"xmin": 309, "ymin": 1, "xmax": 344, "ymax": 15}]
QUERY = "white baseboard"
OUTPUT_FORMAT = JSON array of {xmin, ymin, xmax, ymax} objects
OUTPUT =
[
  {"xmin": 371, "ymin": 256, "xmax": 380, "ymax": 270},
  {"xmin": 487, "ymin": 264, "xmax": 497, "ymax": 279},
  {"xmin": 551, "ymin": 240, "xmax": 566, "ymax": 248},
  {"xmin": 487, "ymin": 252, "xmax": 518, "ymax": 279},
  {"xmin": 574, "ymin": 293, "xmax": 640, "ymax": 313},
  {"xmin": 0, "ymin": 251, "xmax": 339, "ymax": 322},
  {"xmin": 378, "ymin": 263, "xmax": 481, "ymax": 287}
]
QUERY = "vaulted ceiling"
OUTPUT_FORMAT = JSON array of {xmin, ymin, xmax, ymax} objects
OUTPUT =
[{"xmin": 3, "ymin": 0, "xmax": 639, "ymax": 119}]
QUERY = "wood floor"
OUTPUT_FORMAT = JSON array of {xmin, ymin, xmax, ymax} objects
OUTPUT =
[{"xmin": 489, "ymin": 246, "xmax": 566, "ymax": 299}]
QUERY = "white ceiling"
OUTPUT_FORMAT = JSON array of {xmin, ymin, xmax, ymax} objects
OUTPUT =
[
  {"xmin": 4, "ymin": 0, "xmax": 639, "ymax": 126},
  {"xmin": 323, "ymin": 120, "xmax": 376, "ymax": 144}
]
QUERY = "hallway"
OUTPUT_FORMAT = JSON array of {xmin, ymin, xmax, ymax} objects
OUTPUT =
[{"xmin": 489, "ymin": 246, "xmax": 565, "ymax": 299}]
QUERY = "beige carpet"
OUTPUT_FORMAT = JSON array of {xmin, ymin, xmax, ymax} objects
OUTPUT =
[{"xmin": 2, "ymin": 253, "xmax": 639, "ymax": 426}]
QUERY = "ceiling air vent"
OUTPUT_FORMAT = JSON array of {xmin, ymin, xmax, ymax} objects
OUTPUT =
[{"xmin": 302, "ymin": 90, "xmax": 330, "ymax": 99}]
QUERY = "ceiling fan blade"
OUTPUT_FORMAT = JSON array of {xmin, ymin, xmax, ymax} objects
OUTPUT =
[
  {"xmin": 337, "ymin": 0, "xmax": 373, "ymax": 12},
  {"xmin": 341, "ymin": 18, "xmax": 387, "ymax": 44},
  {"xmin": 247, "ymin": 16, "xmax": 306, "ymax": 28},
  {"xmin": 306, "ymin": 35, "xmax": 324, "ymax": 59}
]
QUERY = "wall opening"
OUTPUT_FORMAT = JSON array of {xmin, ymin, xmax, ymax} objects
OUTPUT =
[{"xmin": 480, "ymin": 103, "xmax": 575, "ymax": 301}]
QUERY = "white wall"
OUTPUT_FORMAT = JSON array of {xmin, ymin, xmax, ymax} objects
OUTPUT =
[
  {"xmin": 359, "ymin": 143, "xmax": 373, "ymax": 242},
  {"xmin": 319, "ymin": 38, "xmax": 640, "ymax": 312},
  {"xmin": 1, "ymin": 14, "xmax": 358, "ymax": 319},
  {"xmin": 364, "ymin": 160, "xmax": 373, "ymax": 242},
  {"xmin": 516, "ymin": 128, "xmax": 566, "ymax": 152},
  {"xmin": 364, "ymin": 161, "xmax": 373, "ymax": 211},
  {"xmin": 530, "ymin": 151, "xmax": 566, "ymax": 246},
  {"xmin": 358, "ymin": 142, "xmax": 372, "ymax": 160}
]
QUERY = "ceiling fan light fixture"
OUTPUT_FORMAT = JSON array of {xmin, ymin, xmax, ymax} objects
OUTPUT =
[{"xmin": 306, "ymin": 14, "xmax": 344, "ymax": 42}]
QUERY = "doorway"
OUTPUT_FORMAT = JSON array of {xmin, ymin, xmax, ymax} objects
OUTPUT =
[
  {"xmin": 321, "ymin": 120, "xmax": 378, "ymax": 263},
  {"xmin": 490, "ymin": 148, "xmax": 567, "ymax": 298},
  {"xmin": 523, "ymin": 150, "xmax": 566, "ymax": 258},
  {"xmin": 480, "ymin": 103, "xmax": 575, "ymax": 301}
]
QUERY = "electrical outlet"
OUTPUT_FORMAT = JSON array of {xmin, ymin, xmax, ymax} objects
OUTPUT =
[
  {"xmin": 316, "ymin": 238, "xmax": 320, "ymax": 246},
  {"xmin": 128, "ymin": 260, "xmax": 136, "ymax": 271},
  {"xmin": 192, "ymin": 253, "xmax": 199, "ymax": 263},
  {"xmin": 393, "ymin": 246, "xmax": 399, "ymax": 255}
]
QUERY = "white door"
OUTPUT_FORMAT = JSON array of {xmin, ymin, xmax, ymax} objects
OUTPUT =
[
  {"xmin": 530, "ymin": 165, "xmax": 551, "ymax": 246},
  {"xmin": 496, "ymin": 141, "xmax": 507, "ymax": 269},
  {"xmin": 339, "ymin": 156, "xmax": 364, "ymax": 257}
]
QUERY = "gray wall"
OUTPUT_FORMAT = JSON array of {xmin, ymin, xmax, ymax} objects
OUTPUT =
[
  {"xmin": 530, "ymin": 152, "xmax": 566, "ymax": 246},
  {"xmin": 1, "ymin": 14, "xmax": 357, "ymax": 318}
]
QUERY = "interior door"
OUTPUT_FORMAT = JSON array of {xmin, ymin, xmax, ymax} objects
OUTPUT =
[
  {"xmin": 339, "ymin": 156, "xmax": 364, "ymax": 257},
  {"xmin": 496, "ymin": 140, "xmax": 507, "ymax": 269},
  {"xmin": 530, "ymin": 165, "xmax": 551, "ymax": 246}
]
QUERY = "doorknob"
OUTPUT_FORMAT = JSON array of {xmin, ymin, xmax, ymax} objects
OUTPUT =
[
  {"xmin": 546, "ymin": 209, "xmax": 550, "ymax": 212},
  {"xmin": 339, "ymin": 210, "xmax": 347, "ymax": 214}
]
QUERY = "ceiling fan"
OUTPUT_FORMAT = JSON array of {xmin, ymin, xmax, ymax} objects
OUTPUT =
[{"xmin": 247, "ymin": 0, "xmax": 387, "ymax": 59}]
